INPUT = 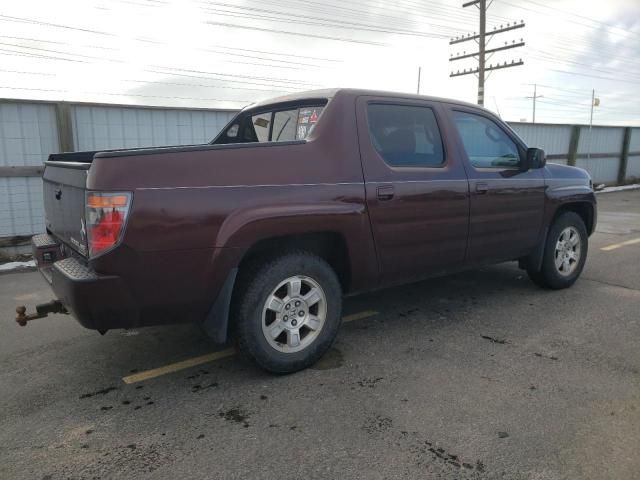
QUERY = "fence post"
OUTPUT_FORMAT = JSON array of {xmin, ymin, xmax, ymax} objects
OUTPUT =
[
  {"xmin": 567, "ymin": 125, "xmax": 580, "ymax": 167},
  {"xmin": 54, "ymin": 102, "xmax": 75, "ymax": 153},
  {"xmin": 618, "ymin": 127, "xmax": 631, "ymax": 185}
]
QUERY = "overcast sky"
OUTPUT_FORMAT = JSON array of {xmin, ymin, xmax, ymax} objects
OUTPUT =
[{"xmin": 1, "ymin": 0, "xmax": 639, "ymax": 125}]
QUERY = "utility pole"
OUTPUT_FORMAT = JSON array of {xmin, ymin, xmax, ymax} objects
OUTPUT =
[
  {"xmin": 526, "ymin": 83, "xmax": 543, "ymax": 123},
  {"xmin": 587, "ymin": 89, "xmax": 599, "ymax": 160},
  {"xmin": 417, "ymin": 66, "xmax": 421, "ymax": 95},
  {"xmin": 589, "ymin": 88, "xmax": 595, "ymax": 129},
  {"xmin": 449, "ymin": 1, "xmax": 525, "ymax": 106},
  {"xmin": 478, "ymin": 0, "xmax": 486, "ymax": 106}
]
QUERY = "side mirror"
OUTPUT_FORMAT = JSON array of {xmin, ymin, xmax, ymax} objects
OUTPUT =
[{"xmin": 524, "ymin": 148, "xmax": 546, "ymax": 170}]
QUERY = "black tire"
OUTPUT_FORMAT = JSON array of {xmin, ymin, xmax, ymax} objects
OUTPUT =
[
  {"xmin": 527, "ymin": 211, "xmax": 588, "ymax": 289},
  {"xmin": 232, "ymin": 251, "xmax": 342, "ymax": 373}
]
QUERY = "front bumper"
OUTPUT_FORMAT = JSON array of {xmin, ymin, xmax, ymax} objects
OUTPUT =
[{"xmin": 32, "ymin": 233, "xmax": 138, "ymax": 331}]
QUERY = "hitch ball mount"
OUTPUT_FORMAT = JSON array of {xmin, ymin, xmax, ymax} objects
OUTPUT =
[{"xmin": 15, "ymin": 300, "xmax": 68, "ymax": 326}]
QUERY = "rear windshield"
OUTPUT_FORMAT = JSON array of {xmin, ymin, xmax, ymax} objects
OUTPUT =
[{"xmin": 213, "ymin": 102, "xmax": 326, "ymax": 145}]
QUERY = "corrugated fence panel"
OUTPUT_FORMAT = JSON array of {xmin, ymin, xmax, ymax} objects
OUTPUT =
[
  {"xmin": 627, "ymin": 156, "xmax": 640, "ymax": 180},
  {"xmin": 0, "ymin": 177, "xmax": 45, "ymax": 237},
  {"xmin": 626, "ymin": 128, "xmax": 640, "ymax": 181},
  {"xmin": 71, "ymin": 105, "xmax": 236, "ymax": 150},
  {"xmin": 629, "ymin": 128, "xmax": 640, "ymax": 152},
  {"xmin": 0, "ymin": 102, "xmax": 58, "ymax": 237},
  {"xmin": 578, "ymin": 126, "xmax": 623, "ymax": 154},
  {"xmin": 508, "ymin": 123, "xmax": 572, "ymax": 158},
  {"xmin": 576, "ymin": 127, "xmax": 622, "ymax": 184},
  {"xmin": 0, "ymin": 102, "xmax": 59, "ymax": 166},
  {"xmin": 576, "ymin": 157, "xmax": 620, "ymax": 184}
]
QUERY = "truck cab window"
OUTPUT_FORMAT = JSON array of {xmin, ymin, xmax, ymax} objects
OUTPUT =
[
  {"xmin": 215, "ymin": 105, "xmax": 325, "ymax": 145},
  {"xmin": 453, "ymin": 111, "xmax": 520, "ymax": 169},
  {"xmin": 251, "ymin": 113, "xmax": 271, "ymax": 142},
  {"xmin": 272, "ymin": 110, "xmax": 298, "ymax": 142},
  {"xmin": 367, "ymin": 104, "xmax": 445, "ymax": 167}
]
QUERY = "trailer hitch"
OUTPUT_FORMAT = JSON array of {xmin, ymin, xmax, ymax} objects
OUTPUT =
[{"xmin": 15, "ymin": 300, "xmax": 68, "ymax": 326}]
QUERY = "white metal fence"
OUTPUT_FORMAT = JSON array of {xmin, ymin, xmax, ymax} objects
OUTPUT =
[
  {"xmin": 1, "ymin": 98, "xmax": 639, "ymax": 252},
  {"xmin": 0, "ymin": 100, "xmax": 236, "ymax": 248}
]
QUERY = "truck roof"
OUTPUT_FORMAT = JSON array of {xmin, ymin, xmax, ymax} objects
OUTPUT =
[{"xmin": 246, "ymin": 88, "xmax": 485, "ymax": 112}]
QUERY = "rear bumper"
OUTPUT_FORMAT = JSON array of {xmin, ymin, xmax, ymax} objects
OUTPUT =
[{"xmin": 32, "ymin": 234, "xmax": 138, "ymax": 331}]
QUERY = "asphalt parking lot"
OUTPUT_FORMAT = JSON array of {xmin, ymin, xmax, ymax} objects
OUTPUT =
[{"xmin": 1, "ymin": 189, "xmax": 639, "ymax": 480}]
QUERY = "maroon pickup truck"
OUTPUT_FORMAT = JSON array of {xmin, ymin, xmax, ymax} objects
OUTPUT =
[{"xmin": 23, "ymin": 89, "xmax": 596, "ymax": 373}]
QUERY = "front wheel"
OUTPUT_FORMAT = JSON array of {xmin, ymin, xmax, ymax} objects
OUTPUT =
[
  {"xmin": 527, "ymin": 211, "xmax": 588, "ymax": 289},
  {"xmin": 233, "ymin": 252, "xmax": 342, "ymax": 373}
]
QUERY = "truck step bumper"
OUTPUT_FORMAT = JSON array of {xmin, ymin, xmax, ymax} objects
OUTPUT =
[{"xmin": 30, "ymin": 235, "xmax": 139, "ymax": 332}]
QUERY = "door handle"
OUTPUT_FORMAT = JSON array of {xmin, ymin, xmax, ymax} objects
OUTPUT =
[
  {"xmin": 476, "ymin": 182, "xmax": 489, "ymax": 194},
  {"xmin": 377, "ymin": 185, "xmax": 395, "ymax": 201}
]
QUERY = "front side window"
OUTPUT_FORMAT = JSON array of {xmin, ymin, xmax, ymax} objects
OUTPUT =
[
  {"xmin": 453, "ymin": 111, "xmax": 520, "ymax": 168},
  {"xmin": 367, "ymin": 104, "xmax": 445, "ymax": 167}
]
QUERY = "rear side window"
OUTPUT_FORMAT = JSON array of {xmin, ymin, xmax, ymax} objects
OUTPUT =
[
  {"xmin": 272, "ymin": 109, "xmax": 298, "ymax": 142},
  {"xmin": 251, "ymin": 112, "xmax": 271, "ymax": 142},
  {"xmin": 234, "ymin": 105, "xmax": 324, "ymax": 143},
  {"xmin": 453, "ymin": 111, "xmax": 520, "ymax": 168},
  {"xmin": 367, "ymin": 104, "xmax": 445, "ymax": 167}
]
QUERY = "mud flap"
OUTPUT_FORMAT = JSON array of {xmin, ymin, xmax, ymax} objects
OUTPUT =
[
  {"xmin": 202, "ymin": 268, "xmax": 238, "ymax": 344},
  {"xmin": 519, "ymin": 225, "xmax": 549, "ymax": 272}
]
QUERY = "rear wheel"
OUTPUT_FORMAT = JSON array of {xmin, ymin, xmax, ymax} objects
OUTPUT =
[
  {"xmin": 527, "ymin": 211, "xmax": 588, "ymax": 289},
  {"xmin": 233, "ymin": 251, "xmax": 342, "ymax": 373}
]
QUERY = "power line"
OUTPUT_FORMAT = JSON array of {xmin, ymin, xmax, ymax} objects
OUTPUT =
[
  {"xmin": 549, "ymin": 69, "xmax": 640, "ymax": 85},
  {"xmin": 0, "ymin": 17, "xmax": 343, "ymax": 65},
  {"xmin": 501, "ymin": 0, "xmax": 639, "ymax": 39},
  {"xmin": 0, "ymin": 85, "xmax": 250, "ymax": 103},
  {"xmin": 520, "ymin": 0, "xmax": 640, "ymax": 38},
  {"xmin": 197, "ymin": 2, "xmax": 454, "ymax": 40},
  {"xmin": 0, "ymin": 41, "xmax": 323, "ymax": 88}
]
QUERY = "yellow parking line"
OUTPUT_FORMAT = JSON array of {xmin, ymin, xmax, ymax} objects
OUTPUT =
[
  {"xmin": 122, "ymin": 310, "xmax": 379, "ymax": 384},
  {"xmin": 601, "ymin": 237, "xmax": 640, "ymax": 251},
  {"xmin": 342, "ymin": 310, "xmax": 379, "ymax": 323},
  {"xmin": 122, "ymin": 348, "xmax": 236, "ymax": 384}
]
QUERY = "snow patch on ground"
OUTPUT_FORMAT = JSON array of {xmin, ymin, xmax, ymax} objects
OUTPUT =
[
  {"xmin": 0, "ymin": 260, "xmax": 36, "ymax": 272},
  {"xmin": 597, "ymin": 184, "xmax": 640, "ymax": 193}
]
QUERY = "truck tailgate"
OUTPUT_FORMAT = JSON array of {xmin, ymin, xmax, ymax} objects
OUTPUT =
[{"xmin": 43, "ymin": 160, "xmax": 90, "ymax": 257}]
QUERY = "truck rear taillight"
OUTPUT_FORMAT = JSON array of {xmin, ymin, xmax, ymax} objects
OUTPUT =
[{"xmin": 85, "ymin": 192, "xmax": 132, "ymax": 257}]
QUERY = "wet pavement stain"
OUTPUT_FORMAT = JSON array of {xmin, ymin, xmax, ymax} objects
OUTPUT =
[
  {"xmin": 191, "ymin": 382, "xmax": 218, "ymax": 393},
  {"xmin": 363, "ymin": 414, "xmax": 392, "ymax": 434},
  {"xmin": 481, "ymin": 335, "xmax": 508, "ymax": 344},
  {"xmin": 357, "ymin": 377, "xmax": 383, "ymax": 388},
  {"xmin": 534, "ymin": 352, "xmax": 559, "ymax": 361},
  {"xmin": 79, "ymin": 386, "xmax": 118, "ymax": 399},
  {"xmin": 310, "ymin": 348, "xmax": 344, "ymax": 370},
  {"xmin": 218, "ymin": 407, "xmax": 250, "ymax": 428}
]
